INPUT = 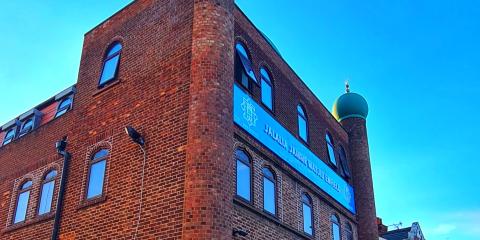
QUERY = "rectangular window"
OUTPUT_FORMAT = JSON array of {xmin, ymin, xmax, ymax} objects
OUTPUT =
[
  {"xmin": 333, "ymin": 223, "xmax": 341, "ymax": 240},
  {"xmin": 38, "ymin": 181, "xmax": 55, "ymax": 215},
  {"xmin": 298, "ymin": 117, "xmax": 307, "ymax": 141},
  {"xmin": 261, "ymin": 81, "xmax": 273, "ymax": 110},
  {"xmin": 99, "ymin": 55, "xmax": 120, "ymax": 86},
  {"xmin": 236, "ymin": 160, "xmax": 251, "ymax": 201},
  {"xmin": 14, "ymin": 191, "xmax": 30, "ymax": 223},
  {"xmin": 87, "ymin": 160, "xmax": 106, "ymax": 199},
  {"xmin": 328, "ymin": 144, "xmax": 337, "ymax": 166},
  {"xmin": 303, "ymin": 203, "xmax": 313, "ymax": 235},
  {"xmin": 263, "ymin": 178, "xmax": 275, "ymax": 214}
]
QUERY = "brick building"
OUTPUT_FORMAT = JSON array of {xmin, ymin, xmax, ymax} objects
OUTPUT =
[{"xmin": 0, "ymin": 1, "xmax": 378, "ymax": 239}]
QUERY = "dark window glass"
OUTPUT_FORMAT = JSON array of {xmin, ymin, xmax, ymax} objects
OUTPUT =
[
  {"xmin": 297, "ymin": 105, "xmax": 308, "ymax": 142},
  {"xmin": 2, "ymin": 128, "xmax": 16, "ymax": 146},
  {"xmin": 99, "ymin": 43, "xmax": 122, "ymax": 87},
  {"xmin": 14, "ymin": 181, "xmax": 32, "ymax": 224},
  {"xmin": 235, "ymin": 43, "xmax": 257, "ymax": 90},
  {"xmin": 345, "ymin": 223, "xmax": 354, "ymax": 240},
  {"xmin": 87, "ymin": 149, "xmax": 108, "ymax": 199},
  {"xmin": 326, "ymin": 134, "xmax": 337, "ymax": 166},
  {"xmin": 235, "ymin": 149, "xmax": 251, "ymax": 202},
  {"xmin": 339, "ymin": 146, "xmax": 351, "ymax": 178},
  {"xmin": 331, "ymin": 215, "xmax": 341, "ymax": 240},
  {"xmin": 260, "ymin": 68, "xmax": 273, "ymax": 110},
  {"xmin": 262, "ymin": 167, "xmax": 276, "ymax": 215},
  {"xmin": 38, "ymin": 170, "xmax": 57, "ymax": 215},
  {"xmin": 19, "ymin": 118, "xmax": 34, "ymax": 137},
  {"xmin": 302, "ymin": 193, "xmax": 313, "ymax": 235},
  {"xmin": 55, "ymin": 97, "xmax": 73, "ymax": 118}
]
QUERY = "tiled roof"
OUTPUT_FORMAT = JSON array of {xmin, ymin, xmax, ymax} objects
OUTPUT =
[{"xmin": 381, "ymin": 227, "xmax": 411, "ymax": 240}]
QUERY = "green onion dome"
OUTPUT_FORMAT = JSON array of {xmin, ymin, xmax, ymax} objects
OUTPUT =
[{"xmin": 332, "ymin": 83, "xmax": 369, "ymax": 121}]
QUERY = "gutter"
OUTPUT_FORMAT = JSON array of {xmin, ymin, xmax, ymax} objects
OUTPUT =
[{"xmin": 51, "ymin": 139, "xmax": 71, "ymax": 240}]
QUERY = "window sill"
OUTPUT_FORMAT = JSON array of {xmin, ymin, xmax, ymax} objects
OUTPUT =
[
  {"xmin": 77, "ymin": 195, "xmax": 107, "ymax": 210},
  {"xmin": 2, "ymin": 212, "xmax": 55, "ymax": 233},
  {"xmin": 233, "ymin": 198, "xmax": 313, "ymax": 239},
  {"xmin": 92, "ymin": 80, "xmax": 120, "ymax": 97}
]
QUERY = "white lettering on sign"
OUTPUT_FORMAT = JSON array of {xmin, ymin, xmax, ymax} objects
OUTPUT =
[{"xmin": 264, "ymin": 123, "xmax": 340, "ymax": 192}]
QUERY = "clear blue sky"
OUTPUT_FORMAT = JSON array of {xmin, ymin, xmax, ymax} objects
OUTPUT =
[{"xmin": 1, "ymin": 1, "xmax": 479, "ymax": 239}]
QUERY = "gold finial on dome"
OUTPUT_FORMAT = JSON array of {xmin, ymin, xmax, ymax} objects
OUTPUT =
[{"xmin": 345, "ymin": 80, "xmax": 350, "ymax": 93}]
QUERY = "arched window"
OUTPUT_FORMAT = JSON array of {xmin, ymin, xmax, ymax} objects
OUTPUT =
[
  {"xmin": 13, "ymin": 180, "xmax": 32, "ymax": 224},
  {"xmin": 235, "ymin": 42, "xmax": 257, "ymax": 90},
  {"xmin": 297, "ymin": 105, "xmax": 308, "ymax": 142},
  {"xmin": 331, "ymin": 214, "xmax": 341, "ymax": 240},
  {"xmin": 235, "ymin": 149, "xmax": 251, "ymax": 202},
  {"xmin": 301, "ymin": 193, "xmax": 313, "ymax": 236},
  {"xmin": 55, "ymin": 97, "xmax": 73, "ymax": 118},
  {"xmin": 260, "ymin": 68, "xmax": 273, "ymax": 111},
  {"xmin": 338, "ymin": 146, "xmax": 351, "ymax": 179},
  {"xmin": 86, "ymin": 149, "xmax": 109, "ymax": 199},
  {"xmin": 98, "ymin": 42, "xmax": 122, "ymax": 87},
  {"xmin": 262, "ymin": 167, "xmax": 276, "ymax": 215},
  {"xmin": 38, "ymin": 170, "xmax": 57, "ymax": 215},
  {"xmin": 326, "ymin": 133, "xmax": 337, "ymax": 166},
  {"xmin": 2, "ymin": 128, "xmax": 16, "ymax": 146},
  {"xmin": 19, "ymin": 118, "xmax": 34, "ymax": 137},
  {"xmin": 345, "ymin": 222, "xmax": 354, "ymax": 240}
]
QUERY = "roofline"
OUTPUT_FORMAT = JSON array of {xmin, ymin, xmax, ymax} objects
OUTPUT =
[
  {"xmin": 83, "ymin": 1, "xmax": 348, "ymax": 134},
  {"xmin": 1, "ymin": 85, "xmax": 76, "ymax": 128},
  {"xmin": 234, "ymin": 4, "xmax": 349, "ymax": 134},
  {"xmin": 382, "ymin": 227, "xmax": 412, "ymax": 235},
  {"xmin": 84, "ymin": 0, "xmax": 137, "ymax": 36}
]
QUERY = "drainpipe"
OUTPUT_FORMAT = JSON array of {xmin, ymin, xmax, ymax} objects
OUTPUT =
[{"xmin": 51, "ymin": 137, "xmax": 71, "ymax": 240}]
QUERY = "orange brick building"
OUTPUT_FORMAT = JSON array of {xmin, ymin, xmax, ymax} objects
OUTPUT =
[{"xmin": 0, "ymin": 1, "xmax": 378, "ymax": 239}]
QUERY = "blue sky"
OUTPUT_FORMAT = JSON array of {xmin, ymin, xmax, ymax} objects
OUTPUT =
[{"xmin": 1, "ymin": 1, "xmax": 479, "ymax": 239}]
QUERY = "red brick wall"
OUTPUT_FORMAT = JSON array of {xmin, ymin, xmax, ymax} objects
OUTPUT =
[
  {"xmin": 1, "ymin": 0, "xmax": 196, "ymax": 239},
  {"xmin": 232, "ymin": 138, "xmax": 358, "ymax": 240},
  {"xmin": 233, "ymin": 8, "xmax": 353, "ymax": 182},
  {"xmin": 229, "ymin": 6, "xmax": 361, "ymax": 240},
  {"xmin": 58, "ymin": 0, "xmax": 195, "ymax": 239},
  {"xmin": 0, "ymin": 112, "xmax": 73, "ymax": 239},
  {"xmin": 182, "ymin": 0, "xmax": 235, "ymax": 239},
  {"xmin": 341, "ymin": 118, "xmax": 379, "ymax": 240},
  {"xmin": 0, "ymin": 1, "xmax": 375, "ymax": 239}
]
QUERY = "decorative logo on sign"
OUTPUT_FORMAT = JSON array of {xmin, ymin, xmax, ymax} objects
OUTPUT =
[{"xmin": 241, "ymin": 97, "xmax": 258, "ymax": 127}]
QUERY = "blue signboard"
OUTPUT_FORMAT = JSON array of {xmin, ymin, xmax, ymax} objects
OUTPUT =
[{"xmin": 233, "ymin": 85, "xmax": 356, "ymax": 214}]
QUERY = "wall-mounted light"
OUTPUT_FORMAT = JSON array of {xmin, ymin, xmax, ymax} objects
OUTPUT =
[
  {"xmin": 125, "ymin": 125, "xmax": 146, "ymax": 240},
  {"xmin": 125, "ymin": 126, "xmax": 145, "ymax": 146},
  {"xmin": 232, "ymin": 229, "xmax": 248, "ymax": 237},
  {"xmin": 55, "ymin": 136, "xmax": 68, "ymax": 154}
]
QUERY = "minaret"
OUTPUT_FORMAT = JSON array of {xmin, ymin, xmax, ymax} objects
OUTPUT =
[{"xmin": 333, "ymin": 82, "xmax": 378, "ymax": 240}]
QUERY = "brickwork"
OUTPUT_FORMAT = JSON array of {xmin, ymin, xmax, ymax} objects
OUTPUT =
[
  {"xmin": 232, "ymin": 138, "xmax": 358, "ymax": 240},
  {"xmin": 0, "ymin": 1, "xmax": 377, "ymax": 239},
  {"xmin": 340, "ymin": 118, "xmax": 379, "ymax": 240},
  {"xmin": 182, "ymin": 0, "xmax": 235, "ymax": 239}
]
